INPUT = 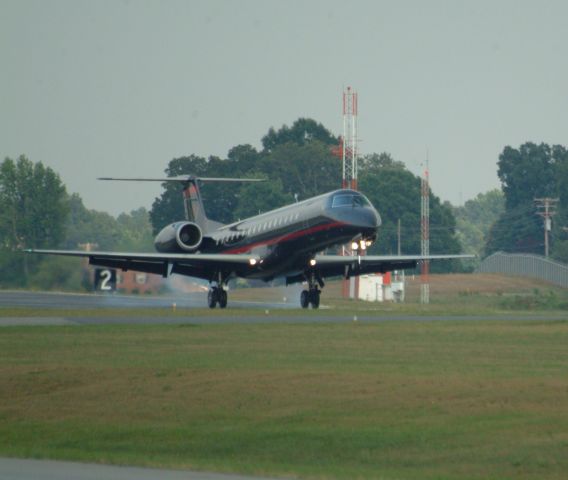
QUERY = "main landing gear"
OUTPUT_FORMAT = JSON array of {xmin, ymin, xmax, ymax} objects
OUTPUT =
[
  {"xmin": 300, "ymin": 271, "xmax": 323, "ymax": 309},
  {"xmin": 207, "ymin": 286, "xmax": 227, "ymax": 309},
  {"xmin": 208, "ymin": 272, "xmax": 228, "ymax": 309}
]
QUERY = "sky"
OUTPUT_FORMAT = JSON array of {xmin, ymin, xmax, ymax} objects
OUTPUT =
[{"xmin": 1, "ymin": 0, "xmax": 567, "ymax": 216}]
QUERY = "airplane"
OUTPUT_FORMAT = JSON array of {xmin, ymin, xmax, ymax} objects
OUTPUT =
[{"xmin": 27, "ymin": 175, "xmax": 472, "ymax": 309}]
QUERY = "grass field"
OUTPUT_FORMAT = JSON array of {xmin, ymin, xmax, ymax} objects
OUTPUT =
[{"xmin": 2, "ymin": 318, "xmax": 568, "ymax": 479}]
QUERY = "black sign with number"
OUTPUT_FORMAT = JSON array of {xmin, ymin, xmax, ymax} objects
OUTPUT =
[{"xmin": 94, "ymin": 268, "xmax": 116, "ymax": 292}]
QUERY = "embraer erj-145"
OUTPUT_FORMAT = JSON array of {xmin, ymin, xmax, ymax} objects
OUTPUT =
[{"xmin": 27, "ymin": 176, "xmax": 472, "ymax": 309}]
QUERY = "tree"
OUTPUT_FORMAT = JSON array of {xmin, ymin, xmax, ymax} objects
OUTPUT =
[
  {"xmin": 0, "ymin": 155, "xmax": 68, "ymax": 250},
  {"xmin": 234, "ymin": 179, "xmax": 293, "ymax": 220},
  {"xmin": 260, "ymin": 140, "xmax": 341, "ymax": 201},
  {"xmin": 0, "ymin": 155, "xmax": 68, "ymax": 285},
  {"xmin": 149, "ymin": 120, "xmax": 341, "ymax": 233},
  {"xmin": 358, "ymin": 154, "xmax": 462, "ymax": 272},
  {"xmin": 115, "ymin": 208, "xmax": 154, "ymax": 252},
  {"xmin": 64, "ymin": 193, "xmax": 121, "ymax": 250},
  {"xmin": 261, "ymin": 118, "xmax": 339, "ymax": 152},
  {"xmin": 486, "ymin": 143, "xmax": 568, "ymax": 256},
  {"xmin": 453, "ymin": 189, "xmax": 504, "ymax": 258}
]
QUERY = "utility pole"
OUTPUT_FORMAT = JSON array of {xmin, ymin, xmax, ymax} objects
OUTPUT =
[
  {"xmin": 421, "ymin": 161, "xmax": 430, "ymax": 304},
  {"xmin": 397, "ymin": 218, "xmax": 401, "ymax": 256},
  {"xmin": 535, "ymin": 198, "xmax": 559, "ymax": 257}
]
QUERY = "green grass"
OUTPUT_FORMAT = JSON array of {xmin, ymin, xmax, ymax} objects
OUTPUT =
[{"xmin": 2, "ymin": 320, "xmax": 568, "ymax": 479}]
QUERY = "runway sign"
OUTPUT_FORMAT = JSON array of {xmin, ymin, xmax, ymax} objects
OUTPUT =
[{"xmin": 94, "ymin": 268, "xmax": 117, "ymax": 292}]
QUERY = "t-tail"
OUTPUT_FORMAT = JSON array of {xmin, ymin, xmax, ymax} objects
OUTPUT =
[{"xmin": 98, "ymin": 175, "xmax": 264, "ymax": 233}]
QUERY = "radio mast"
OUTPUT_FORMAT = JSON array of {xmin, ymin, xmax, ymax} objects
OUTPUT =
[
  {"xmin": 341, "ymin": 86, "xmax": 359, "ymax": 299},
  {"xmin": 342, "ymin": 87, "xmax": 358, "ymax": 190}
]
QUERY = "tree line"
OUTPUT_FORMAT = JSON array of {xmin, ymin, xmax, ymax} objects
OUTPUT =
[
  {"xmin": 0, "ymin": 156, "xmax": 153, "ymax": 290},
  {"xmin": 10, "ymin": 118, "xmax": 560, "ymax": 292},
  {"xmin": 149, "ymin": 118, "xmax": 463, "ymax": 272}
]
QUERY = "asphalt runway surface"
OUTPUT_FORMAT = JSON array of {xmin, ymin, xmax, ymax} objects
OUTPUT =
[
  {"xmin": 0, "ymin": 289, "xmax": 292, "ymax": 310},
  {"xmin": 1, "ymin": 290, "xmax": 567, "ymax": 326},
  {"xmin": 0, "ymin": 458, "xmax": 282, "ymax": 480}
]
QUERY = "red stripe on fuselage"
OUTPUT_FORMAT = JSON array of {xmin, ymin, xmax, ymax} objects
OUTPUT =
[{"xmin": 222, "ymin": 221, "xmax": 346, "ymax": 254}]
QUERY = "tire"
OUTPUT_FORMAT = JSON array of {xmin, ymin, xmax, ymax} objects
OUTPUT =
[
  {"xmin": 218, "ymin": 289, "xmax": 228, "ymax": 309},
  {"xmin": 300, "ymin": 290, "xmax": 309, "ymax": 309},
  {"xmin": 207, "ymin": 289, "xmax": 217, "ymax": 309},
  {"xmin": 310, "ymin": 289, "xmax": 320, "ymax": 309}
]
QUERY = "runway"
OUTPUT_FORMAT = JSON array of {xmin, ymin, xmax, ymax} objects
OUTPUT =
[
  {"xmin": 0, "ymin": 289, "xmax": 291, "ymax": 310},
  {"xmin": 0, "ymin": 458, "xmax": 281, "ymax": 480},
  {"xmin": 1, "ymin": 290, "xmax": 567, "ymax": 326}
]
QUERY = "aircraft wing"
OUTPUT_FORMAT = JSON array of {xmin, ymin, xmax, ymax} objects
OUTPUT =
[
  {"xmin": 313, "ymin": 254, "xmax": 474, "ymax": 278},
  {"xmin": 25, "ymin": 249, "xmax": 260, "ymax": 280}
]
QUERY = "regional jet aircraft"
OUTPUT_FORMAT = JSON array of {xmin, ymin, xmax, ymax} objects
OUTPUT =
[{"xmin": 27, "ymin": 176, "xmax": 471, "ymax": 308}]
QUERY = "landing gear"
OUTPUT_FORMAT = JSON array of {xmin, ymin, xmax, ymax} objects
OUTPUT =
[
  {"xmin": 207, "ymin": 286, "xmax": 228, "ymax": 309},
  {"xmin": 300, "ymin": 270, "xmax": 323, "ymax": 309},
  {"xmin": 208, "ymin": 272, "xmax": 228, "ymax": 309},
  {"xmin": 300, "ymin": 290, "xmax": 310, "ymax": 309},
  {"xmin": 218, "ymin": 289, "xmax": 228, "ymax": 308},
  {"xmin": 300, "ymin": 287, "xmax": 321, "ymax": 309}
]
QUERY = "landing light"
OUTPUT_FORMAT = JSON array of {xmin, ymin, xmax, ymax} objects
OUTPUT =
[
  {"xmin": 249, "ymin": 258, "xmax": 257, "ymax": 266},
  {"xmin": 360, "ymin": 242, "xmax": 367, "ymax": 250},
  {"xmin": 365, "ymin": 240, "xmax": 372, "ymax": 247},
  {"xmin": 351, "ymin": 242, "xmax": 359, "ymax": 250},
  {"xmin": 309, "ymin": 259, "xmax": 317, "ymax": 267}
]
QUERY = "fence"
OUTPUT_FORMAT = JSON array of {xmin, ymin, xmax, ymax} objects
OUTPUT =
[{"xmin": 477, "ymin": 252, "xmax": 568, "ymax": 288}]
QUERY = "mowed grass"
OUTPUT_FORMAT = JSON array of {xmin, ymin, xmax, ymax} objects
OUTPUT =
[{"xmin": 1, "ymin": 320, "xmax": 568, "ymax": 479}]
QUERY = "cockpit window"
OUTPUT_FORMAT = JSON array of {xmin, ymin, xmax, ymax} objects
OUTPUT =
[{"xmin": 332, "ymin": 194, "xmax": 370, "ymax": 208}]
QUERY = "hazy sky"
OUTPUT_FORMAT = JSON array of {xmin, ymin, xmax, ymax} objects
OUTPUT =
[{"xmin": 2, "ymin": 0, "xmax": 567, "ymax": 216}]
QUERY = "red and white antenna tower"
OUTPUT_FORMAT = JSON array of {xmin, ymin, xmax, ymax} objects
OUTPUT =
[
  {"xmin": 339, "ymin": 87, "xmax": 360, "ymax": 299},
  {"xmin": 342, "ymin": 87, "xmax": 358, "ymax": 190},
  {"xmin": 420, "ymin": 159, "xmax": 430, "ymax": 304}
]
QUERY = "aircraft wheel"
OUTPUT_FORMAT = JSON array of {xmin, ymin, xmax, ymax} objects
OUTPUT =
[
  {"xmin": 300, "ymin": 290, "xmax": 309, "ymax": 309},
  {"xmin": 218, "ymin": 289, "xmax": 228, "ymax": 309},
  {"xmin": 207, "ymin": 288, "xmax": 218, "ymax": 309},
  {"xmin": 309, "ymin": 289, "xmax": 320, "ymax": 309}
]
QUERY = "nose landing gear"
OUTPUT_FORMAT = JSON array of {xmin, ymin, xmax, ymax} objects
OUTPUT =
[{"xmin": 300, "ymin": 270, "xmax": 324, "ymax": 309}]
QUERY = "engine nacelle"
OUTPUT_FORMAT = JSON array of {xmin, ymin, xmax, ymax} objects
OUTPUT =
[{"xmin": 154, "ymin": 221, "xmax": 203, "ymax": 253}]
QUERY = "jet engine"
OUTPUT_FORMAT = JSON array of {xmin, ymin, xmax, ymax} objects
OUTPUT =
[{"xmin": 154, "ymin": 221, "xmax": 203, "ymax": 253}]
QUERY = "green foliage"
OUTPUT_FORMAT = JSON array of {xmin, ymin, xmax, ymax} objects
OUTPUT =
[
  {"xmin": 65, "ymin": 194, "xmax": 153, "ymax": 252},
  {"xmin": 28, "ymin": 256, "xmax": 88, "ymax": 292},
  {"xmin": 115, "ymin": 208, "xmax": 154, "ymax": 252},
  {"xmin": 486, "ymin": 142, "xmax": 568, "ymax": 257},
  {"xmin": 261, "ymin": 117, "xmax": 339, "ymax": 152},
  {"xmin": 453, "ymin": 189, "xmax": 504, "ymax": 265},
  {"xmin": 358, "ymin": 154, "xmax": 462, "ymax": 271},
  {"xmin": 149, "ymin": 121, "xmax": 341, "ymax": 231},
  {"xmin": 261, "ymin": 140, "xmax": 341, "ymax": 200},
  {"xmin": 148, "ymin": 120, "xmax": 463, "ymax": 271},
  {"xmin": 64, "ymin": 193, "xmax": 121, "ymax": 250},
  {"xmin": 234, "ymin": 179, "xmax": 293, "ymax": 219},
  {"xmin": 0, "ymin": 155, "xmax": 69, "ymax": 285},
  {"xmin": 0, "ymin": 155, "xmax": 68, "ymax": 250}
]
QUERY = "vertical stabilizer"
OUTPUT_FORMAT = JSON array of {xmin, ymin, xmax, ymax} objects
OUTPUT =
[
  {"xmin": 98, "ymin": 175, "xmax": 264, "ymax": 233},
  {"xmin": 181, "ymin": 179, "xmax": 222, "ymax": 232}
]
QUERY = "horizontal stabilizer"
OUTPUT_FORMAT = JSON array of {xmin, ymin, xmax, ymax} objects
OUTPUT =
[{"xmin": 98, "ymin": 176, "xmax": 265, "ymax": 183}]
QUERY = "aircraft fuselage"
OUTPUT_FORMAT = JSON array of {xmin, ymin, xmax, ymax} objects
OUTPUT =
[{"xmin": 198, "ymin": 189, "xmax": 381, "ymax": 281}]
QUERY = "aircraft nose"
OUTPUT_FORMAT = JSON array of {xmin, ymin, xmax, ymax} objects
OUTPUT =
[
  {"xmin": 363, "ymin": 207, "xmax": 381, "ymax": 230},
  {"xmin": 330, "ymin": 206, "xmax": 381, "ymax": 231}
]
